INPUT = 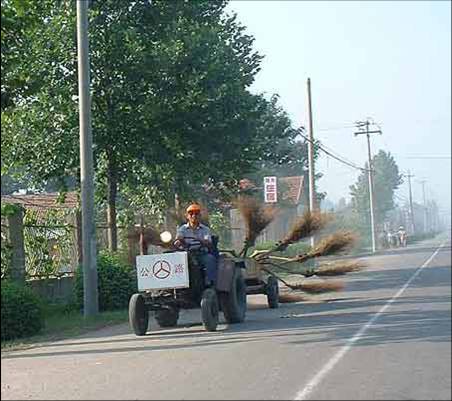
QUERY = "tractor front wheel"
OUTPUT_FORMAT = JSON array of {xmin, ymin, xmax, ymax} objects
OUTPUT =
[
  {"xmin": 129, "ymin": 293, "xmax": 149, "ymax": 336},
  {"xmin": 201, "ymin": 288, "xmax": 219, "ymax": 332}
]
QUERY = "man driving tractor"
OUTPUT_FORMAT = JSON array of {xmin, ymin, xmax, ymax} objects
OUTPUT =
[{"xmin": 175, "ymin": 203, "xmax": 218, "ymax": 286}]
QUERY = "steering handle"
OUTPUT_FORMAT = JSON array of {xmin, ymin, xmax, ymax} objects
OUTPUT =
[{"xmin": 173, "ymin": 236, "xmax": 203, "ymax": 251}]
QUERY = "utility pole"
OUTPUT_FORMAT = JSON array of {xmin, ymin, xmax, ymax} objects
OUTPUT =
[
  {"xmin": 354, "ymin": 119, "xmax": 382, "ymax": 253},
  {"xmin": 77, "ymin": 0, "xmax": 98, "ymax": 317},
  {"xmin": 306, "ymin": 78, "xmax": 316, "ymax": 247},
  {"xmin": 419, "ymin": 179, "xmax": 428, "ymax": 233},
  {"xmin": 404, "ymin": 170, "xmax": 416, "ymax": 234}
]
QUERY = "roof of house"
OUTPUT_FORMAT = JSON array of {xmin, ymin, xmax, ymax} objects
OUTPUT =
[{"xmin": 1, "ymin": 192, "xmax": 79, "ymax": 210}]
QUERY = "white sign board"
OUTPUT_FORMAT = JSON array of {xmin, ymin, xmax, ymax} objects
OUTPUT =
[
  {"xmin": 136, "ymin": 252, "xmax": 189, "ymax": 291},
  {"xmin": 264, "ymin": 176, "xmax": 277, "ymax": 203}
]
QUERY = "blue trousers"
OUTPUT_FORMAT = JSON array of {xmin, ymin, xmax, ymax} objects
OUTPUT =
[{"xmin": 196, "ymin": 252, "xmax": 218, "ymax": 284}]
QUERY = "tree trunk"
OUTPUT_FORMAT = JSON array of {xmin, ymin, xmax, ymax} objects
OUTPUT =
[
  {"xmin": 127, "ymin": 226, "xmax": 137, "ymax": 267},
  {"xmin": 8, "ymin": 208, "xmax": 25, "ymax": 283},
  {"xmin": 75, "ymin": 210, "xmax": 83, "ymax": 265},
  {"xmin": 107, "ymin": 160, "xmax": 118, "ymax": 252},
  {"xmin": 139, "ymin": 214, "xmax": 147, "ymax": 255}
]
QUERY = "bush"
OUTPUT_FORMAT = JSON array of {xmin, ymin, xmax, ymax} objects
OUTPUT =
[
  {"xmin": 74, "ymin": 251, "xmax": 137, "ymax": 312},
  {"xmin": 1, "ymin": 280, "xmax": 44, "ymax": 341}
]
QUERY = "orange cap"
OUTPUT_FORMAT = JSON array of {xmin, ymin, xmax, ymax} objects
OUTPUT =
[{"xmin": 186, "ymin": 203, "xmax": 201, "ymax": 213}]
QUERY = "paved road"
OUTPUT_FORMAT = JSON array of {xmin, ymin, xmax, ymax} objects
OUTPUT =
[{"xmin": 2, "ymin": 237, "xmax": 451, "ymax": 400}]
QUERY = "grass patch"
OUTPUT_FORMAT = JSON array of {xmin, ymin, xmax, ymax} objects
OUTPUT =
[{"xmin": 1, "ymin": 305, "xmax": 128, "ymax": 352}]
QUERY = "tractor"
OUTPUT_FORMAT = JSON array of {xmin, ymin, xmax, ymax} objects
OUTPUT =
[{"xmin": 128, "ymin": 232, "xmax": 247, "ymax": 335}]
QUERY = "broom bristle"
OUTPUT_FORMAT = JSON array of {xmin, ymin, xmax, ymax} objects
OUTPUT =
[
  {"xmin": 279, "ymin": 292, "xmax": 308, "ymax": 303},
  {"xmin": 278, "ymin": 211, "xmax": 332, "ymax": 250},
  {"xmin": 145, "ymin": 227, "xmax": 163, "ymax": 246},
  {"xmin": 312, "ymin": 231, "xmax": 357, "ymax": 257},
  {"xmin": 128, "ymin": 226, "xmax": 169, "ymax": 248},
  {"xmin": 236, "ymin": 196, "xmax": 277, "ymax": 246},
  {"xmin": 316, "ymin": 261, "xmax": 365, "ymax": 276},
  {"xmin": 288, "ymin": 280, "xmax": 344, "ymax": 294}
]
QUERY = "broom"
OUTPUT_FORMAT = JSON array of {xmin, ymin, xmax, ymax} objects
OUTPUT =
[
  {"xmin": 260, "ymin": 266, "xmax": 345, "ymax": 294},
  {"xmin": 261, "ymin": 230, "xmax": 357, "ymax": 265},
  {"xmin": 260, "ymin": 258, "xmax": 364, "ymax": 279},
  {"xmin": 279, "ymin": 293, "xmax": 308, "ymax": 303},
  {"xmin": 236, "ymin": 196, "xmax": 277, "ymax": 257},
  {"xmin": 315, "ymin": 260, "xmax": 365, "ymax": 276},
  {"xmin": 250, "ymin": 210, "xmax": 333, "ymax": 260},
  {"xmin": 128, "ymin": 225, "xmax": 171, "ymax": 248}
]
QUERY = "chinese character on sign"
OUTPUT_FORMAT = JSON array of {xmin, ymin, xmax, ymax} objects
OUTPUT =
[{"xmin": 264, "ymin": 176, "xmax": 277, "ymax": 203}]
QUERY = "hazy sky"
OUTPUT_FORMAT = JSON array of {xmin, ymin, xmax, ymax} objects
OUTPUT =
[{"xmin": 227, "ymin": 0, "xmax": 451, "ymax": 216}]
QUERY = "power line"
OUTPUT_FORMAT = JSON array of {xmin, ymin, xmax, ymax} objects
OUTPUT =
[
  {"xmin": 298, "ymin": 131, "xmax": 368, "ymax": 172},
  {"xmin": 317, "ymin": 139, "xmax": 367, "ymax": 170},
  {"xmin": 316, "ymin": 124, "xmax": 357, "ymax": 132},
  {"xmin": 394, "ymin": 194, "xmax": 408, "ymax": 202}
]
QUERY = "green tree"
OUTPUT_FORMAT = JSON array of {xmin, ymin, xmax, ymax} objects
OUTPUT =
[
  {"xmin": 240, "ymin": 95, "xmax": 325, "ymax": 207},
  {"xmin": 1, "ymin": 0, "xmax": 51, "ymax": 111},
  {"xmin": 1, "ymin": 1, "xmax": 303, "ymax": 251},
  {"xmin": 349, "ymin": 150, "xmax": 403, "ymax": 229}
]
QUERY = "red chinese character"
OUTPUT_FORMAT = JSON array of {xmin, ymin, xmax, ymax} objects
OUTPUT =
[
  {"xmin": 174, "ymin": 264, "xmax": 184, "ymax": 274},
  {"xmin": 266, "ymin": 193, "xmax": 276, "ymax": 201}
]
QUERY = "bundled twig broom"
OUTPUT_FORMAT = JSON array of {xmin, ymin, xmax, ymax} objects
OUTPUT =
[
  {"xmin": 128, "ymin": 225, "xmax": 170, "ymax": 249},
  {"xmin": 236, "ymin": 196, "xmax": 277, "ymax": 256},
  {"xmin": 279, "ymin": 210, "xmax": 333, "ymax": 251},
  {"xmin": 260, "ymin": 259, "xmax": 365, "ymax": 278},
  {"xmin": 234, "ymin": 198, "xmax": 362, "ymax": 296},
  {"xmin": 290, "ymin": 280, "xmax": 345, "ymax": 294},
  {"xmin": 261, "ymin": 266, "xmax": 345, "ymax": 294},
  {"xmin": 257, "ymin": 230, "xmax": 357, "ymax": 265},
  {"xmin": 292, "ymin": 230, "xmax": 357, "ymax": 264},
  {"xmin": 250, "ymin": 210, "xmax": 333, "ymax": 260},
  {"xmin": 278, "ymin": 292, "xmax": 308, "ymax": 303},
  {"xmin": 315, "ymin": 260, "xmax": 365, "ymax": 276}
]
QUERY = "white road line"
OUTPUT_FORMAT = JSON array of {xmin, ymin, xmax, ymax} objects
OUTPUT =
[{"xmin": 294, "ymin": 242, "xmax": 446, "ymax": 401}]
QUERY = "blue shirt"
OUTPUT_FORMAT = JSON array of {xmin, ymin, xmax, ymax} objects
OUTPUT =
[{"xmin": 176, "ymin": 223, "xmax": 212, "ymax": 249}]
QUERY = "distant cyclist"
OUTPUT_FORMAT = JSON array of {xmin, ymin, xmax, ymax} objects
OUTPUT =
[{"xmin": 397, "ymin": 225, "xmax": 407, "ymax": 247}]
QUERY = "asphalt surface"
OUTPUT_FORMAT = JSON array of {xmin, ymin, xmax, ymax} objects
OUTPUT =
[{"xmin": 2, "ymin": 236, "xmax": 451, "ymax": 400}]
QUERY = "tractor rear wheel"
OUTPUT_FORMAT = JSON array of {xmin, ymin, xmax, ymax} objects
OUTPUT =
[{"xmin": 266, "ymin": 276, "xmax": 279, "ymax": 309}]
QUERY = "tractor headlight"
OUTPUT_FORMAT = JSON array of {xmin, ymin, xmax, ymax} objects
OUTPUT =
[{"xmin": 160, "ymin": 231, "xmax": 172, "ymax": 243}]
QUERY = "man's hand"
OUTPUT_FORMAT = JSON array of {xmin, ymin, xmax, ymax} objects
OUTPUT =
[{"xmin": 200, "ymin": 238, "xmax": 212, "ymax": 249}]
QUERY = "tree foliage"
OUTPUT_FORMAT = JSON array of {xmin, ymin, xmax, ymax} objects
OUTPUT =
[
  {"xmin": 349, "ymin": 150, "xmax": 403, "ymax": 226},
  {"xmin": 1, "ymin": 1, "xmax": 313, "ymax": 249}
]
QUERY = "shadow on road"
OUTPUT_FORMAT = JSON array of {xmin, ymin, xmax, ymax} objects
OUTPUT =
[
  {"xmin": 3, "ymin": 291, "xmax": 450, "ymax": 361},
  {"xmin": 345, "ymin": 264, "xmax": 451, "ymax": 293},
  {"xmin": 2, "ymin": 244, "xmax": 449, "ymax": 361}
]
